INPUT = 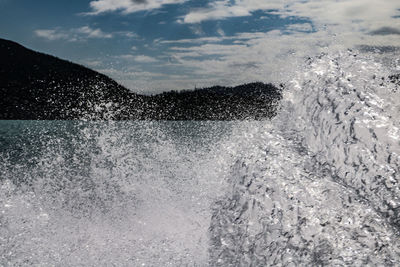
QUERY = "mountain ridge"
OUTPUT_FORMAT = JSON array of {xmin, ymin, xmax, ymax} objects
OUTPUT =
[{"xmin": 0, "ymin": 38, "xmax": 282, "ymax": 120}]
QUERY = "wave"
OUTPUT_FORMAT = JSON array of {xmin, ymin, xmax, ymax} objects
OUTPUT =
[{"xmin": 209, "ymin": 51, "xmax": 400, "ymax": 265}]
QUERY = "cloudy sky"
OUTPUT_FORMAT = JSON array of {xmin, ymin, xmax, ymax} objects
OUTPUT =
[{"xmin": 1, "ymin": 0, "xmax": 399, "ymax": 93}]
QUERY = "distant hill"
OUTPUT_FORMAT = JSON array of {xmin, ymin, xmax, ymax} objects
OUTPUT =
[
  {"xmin": 0, "ymin": 38, "xmax": 144, "ymax": 119},
  {"xmin": 0, "ymin": 38, "xmax": 282, "ymax": 120},
  {"xmin": 149, "ymin": 83, "xmax": 282, "ymax": 120}
]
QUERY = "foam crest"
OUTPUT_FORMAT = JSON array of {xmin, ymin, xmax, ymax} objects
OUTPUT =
[{"xmin": 209, "ymin": 51, "xmax": 400, "ymax": 265}]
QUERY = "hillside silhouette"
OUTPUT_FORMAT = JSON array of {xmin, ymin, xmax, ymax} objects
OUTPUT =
[{"xmin": 0, "ymin": 38, "xmax": 282, "ymax": 120}]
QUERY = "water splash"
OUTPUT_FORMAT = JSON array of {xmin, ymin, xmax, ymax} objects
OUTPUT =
[
  {"xmin": 0, "ymin": 121, "xmax": 232, "ymax": 266},
  {"xmin": 1, "ymin": 51, "xmax": 400, "ymax": 266},
  {"xmin": 209, "ymin": 51, "xmax": 400, "ymax": 265}
]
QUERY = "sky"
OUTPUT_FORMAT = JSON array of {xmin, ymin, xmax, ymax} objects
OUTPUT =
[{"xmin": 0, "ymin": 0, "xmax": 400, "ymax": 93}]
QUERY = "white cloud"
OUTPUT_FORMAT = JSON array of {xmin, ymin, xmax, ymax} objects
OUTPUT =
[
  {"xmin": 116, "ymin": 31, "xmax": 138, "ymax": 38},
  {"xmin": 116, "ymin": 54, "xmax": 136, "ymax": 60},
  {"xmin": 95, "ymin": 67, "xmax": 191, "ymax": 93},
  {"xmin": 180, "ymin": 0, "xmax": 285, "ymax": 23},
  {"xmin": 282, "ymin": 0, "xmax": 400, "ymax": 33},
  {"xmin": 133, "ymin": 55, "xmax": 158, "ymax": 63},
  {"xmin": 166, "ymin": 0, "xmax": 400, "ymax": 90},
  {"xmin": 177, "ymin": 0, "xmax": 400, "ymax": 51},
  {"xmin": 180, "ymin": 0, "xmax": 400, "ymax": 36},
  {"xmin": 76, "ymin": 26, "xmax": 113, "ymax": 38},
  {"xmin": 216, "ymin": 26, "xmax": 225, "ymax": 37},
  {"xmin": 158, "ymin": 31, "xmax": 281, "ymax": 45},
  {"xmin": 285, "ymin": 23, "xmax": 313, "ymax": 33},
  {"xmin": 34, "ymin": 26, "xmax": 139, "ymax": 42},
  {"xmin": 87, "ymin": 0, "xmax": 188, "ymax": 15},
  {"xmin": 71, "ymin": 0, "xmax": 400, "ymax": 91},
  {"xmin": 117, "ymin": 54, "xmax": 158, "ymax": 63},
  {"xmin": 159, "ymin": 36, "xmax": 224, "ymax": 45},
  {"xmin": 98, "ymin": 68, "xmax": 165, "ymax": 78},
  {"xmin": 34, "ymin": 29, "xmax": 69, "ymax": 41},
  {"xmin": 189, "ymin": 24, "xmax": 205, "ymax": 36},
  {"xmin": 161, "ymin": 18, "xmax": 400, "ymax": 89},
  {"xmin": 35, "ymin": 26, "xmax": 114, "ymax": 41}
]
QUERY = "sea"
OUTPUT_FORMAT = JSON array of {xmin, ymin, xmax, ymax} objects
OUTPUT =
[{"xmin": 1, "ymin": 51, "xmax": 400, "ymax": 266}]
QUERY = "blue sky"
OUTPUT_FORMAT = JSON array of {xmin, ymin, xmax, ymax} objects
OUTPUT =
[{"xmin": 1, "ymin": 0, "xmax": 399, "ymax": 92}]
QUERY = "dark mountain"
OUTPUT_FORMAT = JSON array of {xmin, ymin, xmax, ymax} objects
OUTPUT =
[
  {"xmin": 0, "ymin": 38, "xmax": 282, "ymax": 120},
  {"xmin": 0, "ymin": 38, "xmax": 145, "ymax": 120},
  {"xmin": 148, "ymin": 83, "xmax": 282, "ymax": 120}
]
